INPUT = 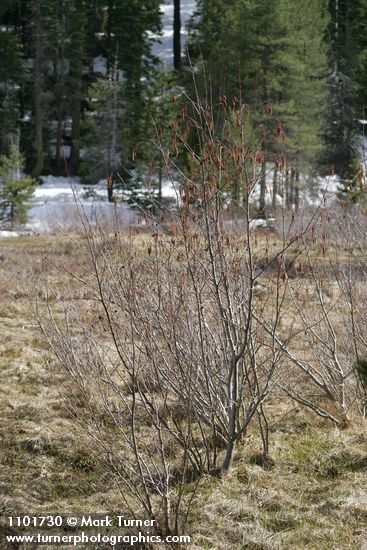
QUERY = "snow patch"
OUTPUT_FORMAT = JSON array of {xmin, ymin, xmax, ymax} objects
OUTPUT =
[
  {"xmin": 0, "ymin": 230, "xmax": 32, "ymax": 238},
  {"xmin": 27, "ymin": 176, "xmax": 136, "ymax": 233},
  {"xmin": 93, "ymin": 55, "xmax": 107, "ymax": 76}
]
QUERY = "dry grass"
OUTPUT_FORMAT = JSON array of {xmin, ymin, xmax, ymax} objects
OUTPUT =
[
  {"xmin": 181, "ymin": 395, "xmax": 366, "ymax": 549},
  {"xmin": 0, "ymin": 233, "xmax": 366, "ymax": 549}
]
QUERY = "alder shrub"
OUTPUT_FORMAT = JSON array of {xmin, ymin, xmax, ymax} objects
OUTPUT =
[
  {"xmin": 269, "ymin": 199, "xmax": 367, "ymax": 423},
  {"xmin": 323, "ymin": 202, "xmax": 367, "ymax": 418},
  {"xmin": 37, "ymin": 95, "xmax": 366, "ymax": 535}
]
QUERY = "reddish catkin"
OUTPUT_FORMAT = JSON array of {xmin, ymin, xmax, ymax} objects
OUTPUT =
[
  {"xmin": 322, "ymin": 233, "xmax": 328, "ymax": 257},
  {"xmin": 219, "ymin": 95, "xmax": 227, "ymax": 112},
  {"xmin": 311, "ymin": 225, "xmax": 316, "ymax": 243},
  {"xmin": 172, "ymin": 136, "xmax": 179, "ymax": 157},
  {"xmin": 255, "ymin": 152, "xmax": 265, "ymax": 165},
  {"xmin": 276, "ymin": 155, "xmax": 286, "ymax": 172},
  {"xmin": 264, "ymin": 100, "xmax": 273, "ymax": 116},
  {"xmin": 182, "ymin": 122, "xmax": 190, "ymax": 143},
  {"xmin": 274, "ymin": 119, "xmax": 286, "ymax": 143}
]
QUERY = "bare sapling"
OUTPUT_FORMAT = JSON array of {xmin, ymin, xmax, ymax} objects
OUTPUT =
[
  {"xmin": 268, "ymin": 199, "xmax": 367, "ymax": 424},
  {"xmin": 36, "ymin": 91, "xmax": 339, "ymax": 536}
]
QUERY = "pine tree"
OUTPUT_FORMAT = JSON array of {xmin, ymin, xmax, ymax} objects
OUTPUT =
[
  {"xmin": 0, "ymin": 27, "xmax": 23, "ymax": 153},
  {"xmin": 353, "ymin": 0, "xmax": 367, "ymax": 119},
  {"xmin": 105, "ymin": 0, "xmax": 161, "ymax": 157},
  {"xmin": 275, "ymin": 0, "xmax": 329, "ymax": 204},
  {"xmin": 68, "ymin": 2, "xmax": 87, "ymax": 175},
  {"xmin": 323, "ymin": 0, "xmax": 358, "ymax": 178},
  {"xmin": 189, "ymin": 0, "xmax": 329, "ymax": 211},
  {"xmin": 0, "ymin": 0, "xmax": 164, "ymax": 179},
  {"xmin": 31, "ymin": 0, "xmax": 46, "ymax": 177},
  {"xmin": 81, "ymin": 64, "xmax": 124, "ymax": 198},
  {"xmin": 0, "ymin": 138, "xmax": 36, "ymax": 228},
  {"xmin": 48, "ymin": 0, "xmax": 69, "ymax": 174},
  {"xmin": 322, "ymin": 0, "xmax": 367, "ymax": 190},
  {"xmin": 142, "ymin": 70, "xmax": 181, "ymax": 203}
]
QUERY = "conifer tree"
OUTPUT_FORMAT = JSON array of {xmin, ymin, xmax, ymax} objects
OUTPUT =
[
  {"xmin": 81, "ymin": 66, "xmax": 124, "ymax": 197},
  {"xmin": 105, "ymin": 0, "xmax": 161, "ymax": 157},
  {"xmin": 31, "ymin": 0, "xmax": 46, "ymax": 177},
  {"xmin": 189, "ymin": 0, "xmax": 329, "ymax": 211},
  {"xmin": 0, "ymin": 28, "xmax": 23, "ymax": 153},
  {"xmin": 0, "ymin": 138, "xmax": 36, "ymax": 228},
  {"xmin": 68, "ymin": 2, "xmax": 87, "ymax": 175},
  {"xmin": 323, "ymin": 0, "xmax": 358, "ymax": 178}
]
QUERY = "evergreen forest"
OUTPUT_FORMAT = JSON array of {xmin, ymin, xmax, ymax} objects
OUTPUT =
[{"xmin": 0, "ymin": 0, "xmax": 366, "ymax": 215}]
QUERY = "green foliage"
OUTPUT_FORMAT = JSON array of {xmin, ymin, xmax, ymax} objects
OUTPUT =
[
  {"xmin": 0, "ymin": 0, "xmax": 162, "ymax": 176},
  {"xmin": 104, "ymin": 0, "xmax": 162, "ymax": 157},
  {"xmin": 322, "ymin": 0, "xmax": 367, "ymax": 178},
  {"xmin": 139, "ymin": 71, "xmax": 183, "ymax": 187},
  {"xmin": 0, "ymin": 28, "xmax": 23, "ymax": 153},
  {"xmin": 189, "ymin": 0, "xmax": 329, "ymax": 176},
  {"xmin": 0, "ymin": 0, "xmax": 366, "ymax": 190},
  {"xmin": 80, "ymin": 73, "xmax": 125, "ymax": 185},
  {"xmin": 339, "ymin": 159, "xmax": 367, "ymax": 202},
  {"xmin": 355, "ymin": 359, "xmax": 367, "ymax": 391},
  {"xmin": 0, "ymin": 140, "xmax": 36, "ymax": 227},
  {"xmin": 112, "ymin": 70, "xmax": 183, "ymax": 208}
]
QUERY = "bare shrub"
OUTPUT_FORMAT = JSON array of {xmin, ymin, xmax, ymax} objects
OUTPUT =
[
  {"xmin": 37, "ymin": 94, "xmax": 364, "ymax": 535},
  {"xmin": 265, "ymin": 200, "xmax": 367, "ymax": 423}
]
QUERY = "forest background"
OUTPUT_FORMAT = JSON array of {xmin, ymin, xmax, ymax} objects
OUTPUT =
[{"xmin": 0, "ymin": 0, "xmax": 366, "ymax": 221}]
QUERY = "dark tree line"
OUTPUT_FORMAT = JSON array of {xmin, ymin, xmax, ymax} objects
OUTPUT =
[
  {"xmin": 0, "ymin": 0, "xmax": 162, "ymax": 181},
  {"xmin": 188, "ymin": 0, "xmax": 367, "ymax": 205},
  {"xmin": 0, "ymin": 0, "xmax": 365, "ymax": 204}
]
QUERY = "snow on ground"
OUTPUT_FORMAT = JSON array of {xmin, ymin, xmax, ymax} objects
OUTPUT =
[
  {"xmin": 1, "ymin": 1, "xmax": 196, "ymax": 236},
  {"xmin": 23, "ymin": 175, "xmax": 181, "ymax": 234},
  {"xmin": 0, "ymin": 0, "xmax": 351, "ymax": 238},
  {"xmin": 0, "ymin": 230, "xmax": 32, "ymax": 238},
  {"xmin": 27, "ymin": 176, "xmax": 135, "ymax": 233},
  {"xmin": 0, "ymin": 170, "xmax": 342, "ymax": 237}
]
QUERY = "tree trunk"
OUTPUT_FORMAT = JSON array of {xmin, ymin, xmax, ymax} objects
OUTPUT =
[
  {"xmin": 295, "ymin": 170, "xmax": 300, "ymax": 211},
  {"xmin": 259, "ymin": 161, "xmax": 266, "ymax": 217},
  {"xmin": 272, "ymin": 166, "xmax": 278, "ymax": 212},
  {"xmin": 32, "ymin": 0, "xmax": 44, "ymax": 178},
  {"xmin": 290, "ymin": 165, "xmax": 295, "ymax": 206},
  {"xmin": 55, "ymin": 36, "xmax": 66, "ymax": 174},
  {"xmin": 69, "ymin": 57, "xmax": 82, "ymax": 175},
  {"xmin": 258, "ymin": 43, "xmax": 270, "ymax": 217},
  {"xmin": 222, "ymin": 437, "xmax": 237, "ymax": 471},
  {"xmin": 107, "ymin": 176, "xmax": 113, "ymax": 202},
  {"xmin": 106, "ymin": 0, "xmax": 113, "ymax": 73},
  {"xmin": 222, "ymin": 354, "xmax": 238, "ymax": 471},
  {"xmin": 107, "ymin": 56, "xmax": 119, "ymax": 203},
  {"xmin": 173, "ymin": 0, "xmax": 181, "ymax": 70},
  {"xmin": 285, "ymin": 167, "xmax": 290, "ymax": 206},
  {"xmin": 158, "ymin": 163, "xmax": 162, "ymax": 203}
]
